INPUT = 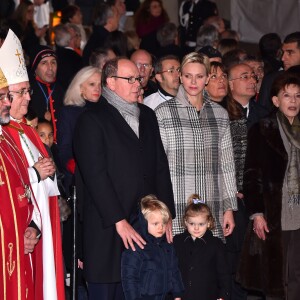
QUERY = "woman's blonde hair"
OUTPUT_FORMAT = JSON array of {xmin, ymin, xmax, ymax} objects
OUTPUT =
[
  {"xmin": 183, "ymin": 193, "xmax": 215, "ymax": 230},
  {"xmin": 63, "ymin": 66, "xmax": 101, "ymax": 106},
  {"xmin": 141, "ymin": 195, "xmax": 171, "ymax": 224},
  {"xmin": 181, "ymin": 52, "xmax": 211, "ymax": 75}
]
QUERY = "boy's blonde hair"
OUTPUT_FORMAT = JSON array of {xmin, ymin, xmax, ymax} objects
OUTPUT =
[
  {"xmin": 141, "ymin": 195, "xmax": 171, "ymax": 224},
  {"xmin": 183, "ymin": 193, "xmax": 215, "ymax": 230}
]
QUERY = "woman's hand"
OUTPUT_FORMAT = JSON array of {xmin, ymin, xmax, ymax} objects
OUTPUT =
[
  {"xmin": 253, "ymin": 215, "xmax": 269, "ymax": 240},
  {"xmin": 223, "ymin": 210, "xmax": 235, "ymax": 236}
]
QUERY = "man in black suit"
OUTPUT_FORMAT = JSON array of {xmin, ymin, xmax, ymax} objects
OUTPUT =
[
  {"xmin": 74, "ymin": 57, "xmax": 175, "ymax": 300},
  {"xmin": 54, "ymin": 23, "xmax": 83, "ymax": 89},
  {"xmin": 179, "ymin": 0, "xmax": 218, "ymax": 52},
  {"xmin": 130, "ymin": 49, "xmax": 157, "ymax": 98},
  {"xmin": 229, "ymin": 63, "xmax": 268, "ymax": 129},
  {"xmin": 82, "ymin": 2, "xmax": 119, "ymax": 65},
  {"xmin": 258, "ymin": 31, "xmax": 300, "ymax": 113},
  {"xmin": 227, "ymin": 63, "xmax": 268, "ymax": 300}
]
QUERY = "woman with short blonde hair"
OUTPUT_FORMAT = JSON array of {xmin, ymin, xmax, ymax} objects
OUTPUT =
[{"xmin": 155, "ymin": 52, "xmax": 237, "ymax": 241}]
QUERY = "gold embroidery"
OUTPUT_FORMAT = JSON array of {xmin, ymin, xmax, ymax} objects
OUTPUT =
[
  {"xmin": 0, "ymin": 150, "xmax": 21, "ymax": 299},
  {"xmin": 15, "ymin": 49, "xmax": 22, "ymax": 65},
  {"xmin": 0, "ymin": 166, "xmax": 5, "ymax": 186},
  {"xmin": 6, "ymin": 243, "xmax": 15, "ymax": 277},
  {"xmin": 0, "ymin": 217, "xmax": 7, "ymax": 300},
  {"xmin": 7, "ymin": 123, "xmax": 24, "ymax": 133},
  {"xmin": 18, "ymin": 193, "xmax": 26, "ymax": 202}
]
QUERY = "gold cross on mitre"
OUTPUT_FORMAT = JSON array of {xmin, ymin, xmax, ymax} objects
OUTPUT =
[
  {"xmin": 15, "ymin": 49, "xmax": 22, "ymax": 65},
  {"xmin": 0, "ymin": 29, "xmax": 29, "ymax": 85}
]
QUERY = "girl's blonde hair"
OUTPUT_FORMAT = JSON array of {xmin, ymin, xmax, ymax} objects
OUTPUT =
[
  {"xmin": 141, "ymin": 195, "xmax": 171, "ymax": 224},
  {"xmin": 183, "ymin": 193, "xmax": 215, "ymax": 230}
]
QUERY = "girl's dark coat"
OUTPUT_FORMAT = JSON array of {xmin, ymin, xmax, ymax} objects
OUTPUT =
[{"xmin": 173, "ymin": 230, "xmax": 231, "ymax": 300}]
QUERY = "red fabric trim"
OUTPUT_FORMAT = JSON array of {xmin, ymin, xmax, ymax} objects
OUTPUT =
[
  {"xmin": 3, "ymin": 121, "xmax": 65, "ymax": 299},
  {"xmin": 35, "ymin": 77, "xmax": 58, "ymax": 143}
]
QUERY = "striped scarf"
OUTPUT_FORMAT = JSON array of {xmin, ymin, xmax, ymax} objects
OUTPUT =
[{"xmin": 102, "ymin": 87, "xmax": 140, "ymax": 137}]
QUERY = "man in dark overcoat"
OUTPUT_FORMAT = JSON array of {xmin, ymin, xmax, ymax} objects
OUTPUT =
[{"xmin": 74, "ymin": 57, "xmax": 175, "ymax": 300}]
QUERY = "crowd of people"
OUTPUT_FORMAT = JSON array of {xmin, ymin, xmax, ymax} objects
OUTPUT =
[{"xmin": 0, "ymin": 0, "xmax": 299, "ymax": 300}]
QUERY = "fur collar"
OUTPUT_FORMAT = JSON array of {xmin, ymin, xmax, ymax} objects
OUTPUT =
[{"xmin": 260, "ymin": 115, "xmax": 288, "ymax": 160}]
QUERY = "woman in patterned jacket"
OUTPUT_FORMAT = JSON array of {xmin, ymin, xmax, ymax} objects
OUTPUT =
[{"xmin": 155, "ymin": 52, "xmax": 237, "ymax": 241}]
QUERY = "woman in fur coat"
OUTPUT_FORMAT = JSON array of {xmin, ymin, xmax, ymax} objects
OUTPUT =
[{"xmin": 237, "ymin": 71, "xmax": 300, "ymax": 299}]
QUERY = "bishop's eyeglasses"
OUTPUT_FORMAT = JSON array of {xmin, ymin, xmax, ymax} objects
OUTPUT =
[{"xmin": 8, "ymin": 88, "xmax": 33, "ymax": 100}]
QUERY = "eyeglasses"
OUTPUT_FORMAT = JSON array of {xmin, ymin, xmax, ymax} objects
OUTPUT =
[
  {"xmin": 111, "ymin": 76, "xmax": 143, "ymax": 84},
  {"xmin": 229, "ymin": 73, "xmax": 258, "ymax": 82},
  {"xmin": 159, "ymin": 67, "xmax": 181, "ymax": 75},
  {"xmin": 0, "ymin": 92, "xmax": 11, "ymax": 102},
  {"xmin": 8, "ymin": 88, "xmax": 33, "ymax": 100},
  {"xmin": 209, "ymin": 74, "xmax": 228, "ymax": 81},
  {"xmin": 135, "ymin": 63, "xmax": 152, "ymax": 69}
]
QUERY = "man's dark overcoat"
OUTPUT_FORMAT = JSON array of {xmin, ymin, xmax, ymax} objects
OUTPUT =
[
  {"xmin": 237, "ymin": 114, "xmax": 293, "ymax": 298},
  {"xmin": 73, "ymin": 97, "xmax": 175, "ymax": 283}
]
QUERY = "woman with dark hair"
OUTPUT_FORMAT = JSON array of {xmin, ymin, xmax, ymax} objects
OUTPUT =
[
  {"xmin": 103, "ymin": 30, "xmax": 128, "ymax": 56},
  {"xmin": 206, "ymin": 61, "xmax": 249, "ymax": 299},
  {"xmin": 205, "ymin": 61, "xmax": 228, "ymax": 104},
  {"xmin": 8, "ymin": 0, "xmax": 47, "ymax": 54},
  {"xmin": 61, "ymin": 4, "xmax": 87, "ymax": 50},
  {"xmin": 237, "ymin": 72, "xmax": 300, "ymax": 298},
  {"xmin": 134, "ymin": 0, "xmax": 169, "ymax": 54}
]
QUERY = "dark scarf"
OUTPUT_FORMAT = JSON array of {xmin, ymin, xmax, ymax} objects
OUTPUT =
[{"xmin": 277, "ymin": 111, "xmax": 300, "ymax": 205}]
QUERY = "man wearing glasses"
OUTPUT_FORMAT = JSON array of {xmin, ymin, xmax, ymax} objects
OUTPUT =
[
  {"xmin": 74, "ymin": 57, "xmax": 175, "ymax": 300},
  {"xmin": 0, "ymin": 29, "xmax": 65, "ymax": 300},
  {"xmin": 0, "ymin": 69, "xmax": 41, "ymax": 300},
  {"xmin": 228, "ymin": 63, "xmax": 268, "ymax": 129},
  {"xmin": 144, "ymin": 55, "xmax": 181, "ymax": 110},
  {"xmin": 130, "ymin": 49, "xmax": 157, "ymax": 98}
]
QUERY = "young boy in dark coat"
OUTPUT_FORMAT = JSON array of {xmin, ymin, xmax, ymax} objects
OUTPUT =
[{"xmin": 121, "ymin": 195, "xmax": 184, "ymax": 300}]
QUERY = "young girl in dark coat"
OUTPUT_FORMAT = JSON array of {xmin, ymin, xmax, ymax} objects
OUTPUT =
[
  {"xmin": 121, "ymin": 195, "xmax": 184, "ymax": 300},
  {"xmin": 173, "ymin": 194, "xmax": 231, "ymax": 300}
]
